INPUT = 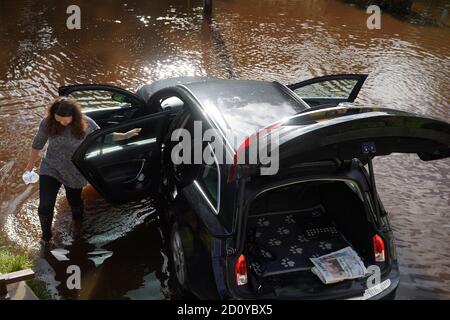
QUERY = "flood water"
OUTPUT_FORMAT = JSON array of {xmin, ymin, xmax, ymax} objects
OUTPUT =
[{"xmin": 0, "ymin": 0, "xmax": 449, "ymax": 299}]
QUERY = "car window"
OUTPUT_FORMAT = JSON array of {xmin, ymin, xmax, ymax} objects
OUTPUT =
[
  {"xmin": 197, "ymin": 144, "xmax": 220, "ymax": 212},
  {"xmin": 69, "ymin": 90, "xmax": 134, "ymax": 111},
  {"xmin": 292, "ymin": 79, "xmax": 359, "ymax": 100},
  {"xmin": 172, "ymin": 110, "xmax": 230, "ymax": 226},
  {"xmin": 84, "ymin": 126, "xmax": 158, "ymax": 160}
]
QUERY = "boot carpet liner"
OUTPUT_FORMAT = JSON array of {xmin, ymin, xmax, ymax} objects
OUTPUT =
[{"xmin": 246, "ymin": 205, "xmax": 351, "ymax": 277}]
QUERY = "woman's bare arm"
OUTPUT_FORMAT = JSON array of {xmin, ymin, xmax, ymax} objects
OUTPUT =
[
  {"xmin": 27, "ymin": 118, "xmax": 48, "ymax": 171},
  {"xmin": 25, "ymin": 148, "xmax": 40, "ymax": 171},
  {"xmin": 110, "ymin": 128, "xmax": 142, "ymax": 142}
]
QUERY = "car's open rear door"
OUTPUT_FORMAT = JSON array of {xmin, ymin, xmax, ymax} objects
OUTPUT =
[{"xmin": 287, "ymin": 74, "xmax": 368, "ymax": 108}]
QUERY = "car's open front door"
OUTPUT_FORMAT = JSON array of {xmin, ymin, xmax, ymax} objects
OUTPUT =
[
  {"xmin": 59, "ymin": 84, "xmax": 146, "ymax": 128},
  {"xmin": 72, "ymin": 111, "xmax": 170, "ymax": 204},
  {"xmin": 287, "ymin": 74, "xmax": 368, "ymax": 108}
]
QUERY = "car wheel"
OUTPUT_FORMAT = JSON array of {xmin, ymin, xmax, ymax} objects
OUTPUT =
[{"xmin": 171, "ymin": 222, "xmax": 188, "ymax": 290}]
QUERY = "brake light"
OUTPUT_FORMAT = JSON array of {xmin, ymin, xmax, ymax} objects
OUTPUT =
[
  {"xmin": 373, "ymin": 234, "xmax": 386, "ymax": 262},
  {"xmin": 235, "ymin": 254, "xmax": 248, "ymax": 286},
  {"xmin": 227, "ymin": 135, "xmax": 253, "ymax": 183},
  {"xmin": 227, "ymin": 121, "xmax": 283, "ymax": 183}
]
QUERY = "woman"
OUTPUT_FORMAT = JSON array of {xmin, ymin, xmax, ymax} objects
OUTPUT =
[{"xmin": 26, "ymin": 97, "xmax": 140, "ymax": 244}]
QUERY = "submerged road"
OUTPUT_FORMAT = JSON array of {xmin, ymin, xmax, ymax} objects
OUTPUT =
[{"xmin": 0, "ymin": 0, "xmax": 449, "ymax": 299}]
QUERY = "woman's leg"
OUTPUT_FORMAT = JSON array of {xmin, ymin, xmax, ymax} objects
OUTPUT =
[
  {"xmin": 38, "ymin": 175, "xmax": 62, "ymax": 241},
  {"xmin": 64, "ymin": 185, "xmax": 84, "ymax": 220}
]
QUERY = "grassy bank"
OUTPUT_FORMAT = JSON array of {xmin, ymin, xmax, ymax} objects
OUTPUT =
[
  {"xmin": 0, "ymin": 237, "xmax": 52, "ymax": 300},
  {"xmin": 0, "ymin": 246, "xmax": 32, "ymax": 274}
]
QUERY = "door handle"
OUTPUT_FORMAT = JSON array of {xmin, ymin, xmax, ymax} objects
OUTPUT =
[{"xmin": 105, "ymin": 121, "xmax": 120, "ymax": 126}]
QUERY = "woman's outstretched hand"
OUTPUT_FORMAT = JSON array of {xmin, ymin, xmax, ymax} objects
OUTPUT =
[
  {"xmin": 125, "ymin": 128, "xmax": 142, "ymax": 139},
  {"xmin": 110, "ymin": 128, "xmax": 142, "ymax": 142}
]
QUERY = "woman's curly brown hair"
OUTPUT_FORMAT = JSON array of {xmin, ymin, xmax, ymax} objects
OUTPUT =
[{"xmin": 46, "ymin": 97, "xmax": 87, "ymax": 139}]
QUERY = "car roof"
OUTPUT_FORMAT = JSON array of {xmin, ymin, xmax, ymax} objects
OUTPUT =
[{"xmin": 181, "ymin": 79, "xmax": 308, "ymax": 149}]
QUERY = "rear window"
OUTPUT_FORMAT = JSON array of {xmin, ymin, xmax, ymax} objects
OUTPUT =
[{"xmin": 186, "ymin": 80, "xmax": 307, "ymax": 149}]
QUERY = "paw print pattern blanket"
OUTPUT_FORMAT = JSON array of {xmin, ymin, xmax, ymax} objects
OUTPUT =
[{"xmin": 246, "ymin": 205, "xmax": 350, "ymax": 277}]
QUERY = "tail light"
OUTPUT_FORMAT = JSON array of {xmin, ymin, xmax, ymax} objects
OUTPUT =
[
  {"xmin": 227, "ymin": 135, "xmax": 253, "ymax": 183},
  {"xmin": 235, "ymin": 254, "xmax": 248, "ymax": 286},
  {"xmin": 373, "ymin": 234, "xmax": 386, "ymax": 262},
  {"xmin": 227, "ymin": 121, "xmax": 283, "ymax": 183}
]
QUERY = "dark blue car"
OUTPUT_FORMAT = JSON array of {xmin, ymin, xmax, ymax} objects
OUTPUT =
[{"xmin": 59, "ymin": 75, "xmax": 450, "ymax": 299}]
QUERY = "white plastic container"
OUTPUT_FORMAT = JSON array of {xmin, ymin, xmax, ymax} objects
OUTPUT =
[{"xmin": 22, "ymin": 170, "xmax": 39, "ymax": 185}]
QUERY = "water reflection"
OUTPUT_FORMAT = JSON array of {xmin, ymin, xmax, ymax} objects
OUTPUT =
[{"xmin": 0, "ymin": 0, "xmax": 449, "ymax": 299}]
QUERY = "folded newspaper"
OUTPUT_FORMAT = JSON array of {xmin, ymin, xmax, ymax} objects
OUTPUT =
[{"xmin": 310, "ymin": 247, "xmax": 367, "ymax": 284}]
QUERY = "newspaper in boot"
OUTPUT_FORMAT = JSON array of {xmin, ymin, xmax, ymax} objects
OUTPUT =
[{"xmin": 310, "ymin": 247, "xmax": 367, "ymax": 284}]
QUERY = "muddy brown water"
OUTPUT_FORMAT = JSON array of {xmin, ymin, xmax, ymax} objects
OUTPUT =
[{"xmin": 0, "ymin": 0, "xmax": 449, "ymax": 299}]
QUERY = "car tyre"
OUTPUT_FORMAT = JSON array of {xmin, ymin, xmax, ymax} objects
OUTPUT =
[{"xmin": 170, "ymin": 221, "xmax": 189, "ymax": 293}]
